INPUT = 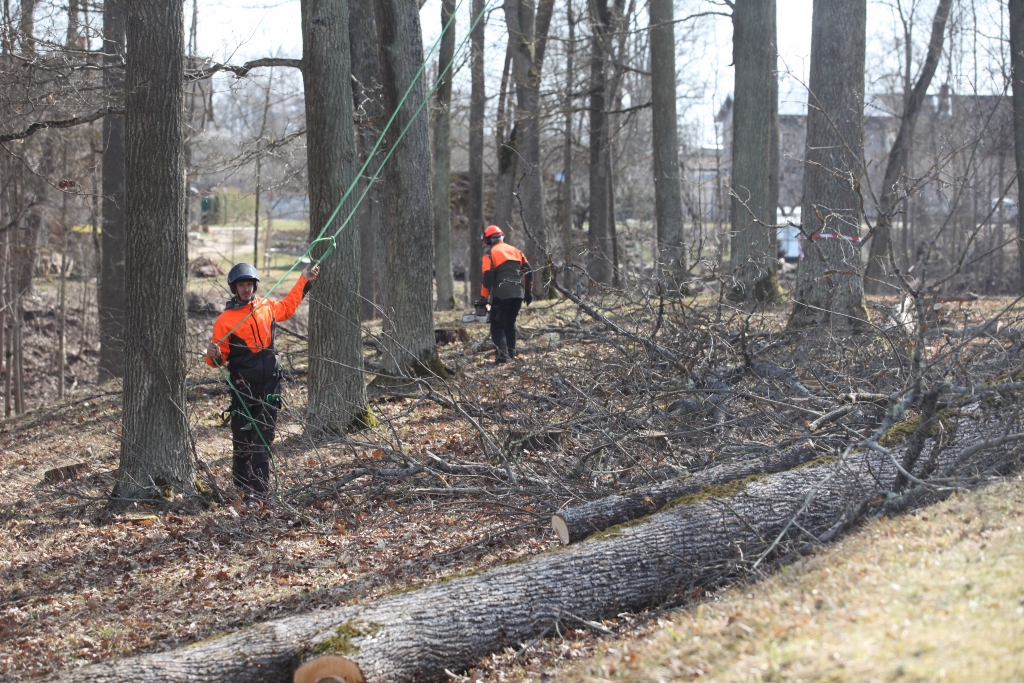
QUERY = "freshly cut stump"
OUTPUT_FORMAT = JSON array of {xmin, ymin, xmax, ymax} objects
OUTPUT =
[
  {"xmin": 44, "ymin": 417, "xmax": 995, "ymax": 683},
  {"xmin": 293, "ymin": 655, "xmax": 363, "ymax": 683},
  {"xmin": 552, "ymin": 443, "xmax": 819, "ymax": 544}
]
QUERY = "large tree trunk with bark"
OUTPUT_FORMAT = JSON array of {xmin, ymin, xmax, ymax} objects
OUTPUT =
[
  {"xmin": 432, "ymin": 0, "xmax": 456, "ymax": 311},
  {"xmin": 586, "ymin": 0, "xmax": 612, "ymax": 286},
  {"xmin": 374, "ymin": 0, "xmax": 444, "ymax": 378},
  {"xmin": 112, "ymin": 0, "xmax": 193, "ymax": 501},
  {"xmin": 864, "ymin": 0, "xmax": 951, "ymax": 294},
  {"xmin": 467, "ymin": 0, "xmax": 485, "ymax": 304},
  {"xmin": 1008, "ymin": 3, "xmax": 1024, "ymax": 294},
  {"xmin": 351, "ymin": 0, "xmax": 385, "ymax": 322},
  {"xmin": 98, "ymin": 0, "xmax": 125, "ymax": 382},
  {"xmin": 301, "ymin": 0, "xmax": 369, "ymax": 434},
  {"xmin": 552, "ymin": 442, "xmax": 818, "ymax": 544},
  {"xmin": 560, "ymin": 0, "xmax": 576, "ymax": 278},
  {"xmin": 46, "ymin": 420, "xmax": 999, "ymax": 683},
  {"xmin": 649, "ymin": 0, "xmax": 685, "ymax": 289},
  {"xmin": 503, "ymin": 0, "xmax": 554, "ymax": 291},
  {"xmin": 728, "ymin": 0, "xmax": 780, "ymax": 302},
  {"xmin": 791, "ymin": 0, "xmax": 868, "ymax": 328}
]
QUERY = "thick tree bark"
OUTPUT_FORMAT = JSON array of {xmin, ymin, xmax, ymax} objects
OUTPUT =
[
  {"xmin": 45, "ymin": 429, "xmax": 990, "ymax": 683},
  {"xmin": 350, "ymin": 0, "xmax": 384, "ymax": 322},
  {"xmin": 587, "ymin": 0, "xmax": 612, "ymax": 286},
  {"xmin": 374, "ymin": 0, "xmax": 444, "ymax": 377},
  {"xmin": 467, "ymin": 0, "xmax": 485, "ymax": 304},
  {"xmin": 728, "ymin": 0, "xmax": 781, "ymax": 302},
  {"xmin": 301, "ymin": 0, "xmax": 369, "ymax": 434},
  {"xmin": 503, "ymin": 0, "xmax": 554, "ymax": 291},
  {"xmin": 561, "ymin": 0, "xmax": 576, "ymax": 273},
  {"xmin": 1015, "ymin": 0, "xmax": 1024, "ymax": 294},
  {"xmin": 791, "ymin": 0, "xmax": 868, "ymax": 328},
  {"xmin": 864, "ymin": 0, "xmax": 951, "ymax": 294},
  {"xmin": 649, "ymin": 0, "xmax": 685, "ymax": 289},
  {"xmin": 112, "ymin": 0, "xmax": 193, "ymax": 500},
  {"xmin": 493, "ymin": 124, "xmax": 517, "ymax": 230},
  {"xmin": 99, "ymin": 0, "xmax": 126, "ymax": 381},
  {"xmin": 552, "ymin": 443, "xmax": 818, "ymax": 544},
  {"xmin": 432, "ymin": 0, "xmax": 456, "ymax": 310},
  {"xmin": 492, "ymin": 42, "xmax": 516, "ymax": 231}
]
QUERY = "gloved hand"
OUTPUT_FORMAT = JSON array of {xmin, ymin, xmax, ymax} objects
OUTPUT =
[{"xmin": 524, "ymin": 291, "xmax": 534, "ymax": 306}]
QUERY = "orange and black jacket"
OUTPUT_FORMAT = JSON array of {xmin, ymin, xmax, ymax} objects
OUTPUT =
[
  {"xmin": 206, "ymin": 276, "xmax": 311, "ymax": 384},
  {"xmin": 481, "ymin": 242, "xmax": 532, "ymax": 300}
]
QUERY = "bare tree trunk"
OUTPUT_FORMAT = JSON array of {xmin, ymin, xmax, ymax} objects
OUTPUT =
[
  {"xmin": 791, "ymin": 0, "xmax": 868, "ymax": 328},
  {"xmin": 10, "ymin": 218, "xmax": 22, "ymax": 415},
  {"xmin": 1009, "ymin": 2, "xmax": 1024, "ymax": 293},
  {"xmin": 492, "ymin": 42, "xmax": 516, "ymax": 232},
  {"xmin": 58, "ymin": 170, "xmax": 68, "ymax": 399},
  {"xmin": 19, "ymin": 0, "xmax": 34, "ymax": 53},
  {"xmin": 503, "ymin": 0, "xmax": 554, "ymax": 292},
  {"xmin": 112, "ymin": 0, "xmax": 194, "ymax": 501},
  {"xmin": 350, "ymin": 0, "xmax": 384, "ymax": 321},
  {"xmin": 1, "ymin": 231, "xmax": 7, "ymax": 417},
  {"xmin": 432, "ymin": 0, "xmax": 456, "ymax": 310},
  {"xmin": 606, "ymin": 150, "xmax": 619, "ymax": 285},
  {"xmin": 263, "ymin": 190, "xmax": 273, "ymax": 271},
  {"xmin": 561, "ymin": 0, "xmax": 576, "ymax": 274},
  {"xmin": 587, "ymin": 0, "xmax": 613, "ymax": 285},
  {"xmin": 98, "ymin": 0, "xmax": 126, "ymax": 382},
  {"xmin": 493, "ymin": 124, "xmax": 517, "ymax": 230},
  {"xmin": 66, "ymin": 0, "xmax": 80, "ymax": 47},
  {"xmin": 864, "ymin": 0, "xmax": 952, "ymax": 294},
  {"xmin": 252, "ymin": 69, "xmax": 275, "ymax": 267},
  {"xmin": 467, "ymin": 0, "xmax": 485, "ymax": 304},
  {"xmin": 649, "ymin": 0, "xmax": 685, "ymax": 289},
  {"xmin": 729, "ymin": 0, "xmax": 781, "ymax": 302},
  {"xmin": 301, "ymin": 0, "xmax": 370, "ymax": 433},
  {"xmin": 374, "ymin": 0, "xmax": 444, "ymax": 378}
]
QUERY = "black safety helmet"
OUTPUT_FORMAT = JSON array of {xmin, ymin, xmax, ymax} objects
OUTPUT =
[{"xmin": 227, "ymin": 262, "xmax": 260, "ymax": 294}]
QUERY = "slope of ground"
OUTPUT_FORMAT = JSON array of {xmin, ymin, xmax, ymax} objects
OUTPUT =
[
  {"xmin": 481, "ymin": 478, "xmax": 1024, "ymax": 683},
  {"xmin": 1, "ymin": 287, "xmax": 1021, "ymax": 681}
]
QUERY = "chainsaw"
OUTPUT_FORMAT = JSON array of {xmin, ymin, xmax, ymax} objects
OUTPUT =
[{"xmin": 461, "ymin": 302, "xmax": 490, "ymax": 323}]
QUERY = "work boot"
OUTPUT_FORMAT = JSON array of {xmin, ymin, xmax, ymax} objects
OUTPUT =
[
  {"xmin": 508, "ymin": 346, "xmax": 517, "ymax": 360},
  {"xmin": 495, "ymin": 345, "xmax": 509, "ymax": 364}
]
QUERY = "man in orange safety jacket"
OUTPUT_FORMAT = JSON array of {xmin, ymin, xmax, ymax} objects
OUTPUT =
[
  {"xmin": 475, "ymin": 225, "xmax": 533, "ymax": 364},
  {"xmin": 206, "ymin": 262, "xmax": 319, "ymax": 495}
]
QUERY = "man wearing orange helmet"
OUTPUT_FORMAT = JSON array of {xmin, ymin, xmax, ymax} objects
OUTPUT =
[{"xmin": 475, "ymin": 225, "xmax": 533, "ymax": 364}]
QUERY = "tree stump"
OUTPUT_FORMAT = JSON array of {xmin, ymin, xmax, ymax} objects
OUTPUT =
[{"xmin": 434, "ymin": 328, "xmax": 470, "ymax": 345}]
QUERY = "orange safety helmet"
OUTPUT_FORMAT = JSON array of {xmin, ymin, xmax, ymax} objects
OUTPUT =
[{"xmin": 482, "ymin": 225, "xmax": 504, "ymax": 240}]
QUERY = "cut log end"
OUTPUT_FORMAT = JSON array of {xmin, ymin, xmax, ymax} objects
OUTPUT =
[
  {"xmin": 552, "ymin": 514, "xmax": 570, "ymax": 545},
  {"xmin": 44, "ymin": 462, "xmax": 88, "ymax": 484},
  {"xmin": 293, "ymin": 655, "xmax": 364, "ymax": 683}
]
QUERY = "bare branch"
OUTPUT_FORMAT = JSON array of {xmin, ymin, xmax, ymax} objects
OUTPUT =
[
  {"xmin": 0, "ymin": 106, "xmax": 123, "ymax": 144},
  {"xmin": 186, "ymin": 57, "xmax": 303, "ymax": 81}
]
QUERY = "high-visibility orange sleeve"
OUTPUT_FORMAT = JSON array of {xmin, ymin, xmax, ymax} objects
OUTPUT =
[
  {"xmin": 207, "ymin": 315, "xmax": 234, "ymax": 368},
  {"xmin": 480, "ymin": 254, "xmax": 493, "ymax": 298},
  {"xmin": 272, "ymin": 275, "xmax": 309, "ymax": 321}
]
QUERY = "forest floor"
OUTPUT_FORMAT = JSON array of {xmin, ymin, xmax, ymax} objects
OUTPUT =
[
  {"xmin": 0, "ymin": 285, "xmax": 1022, "ymax": 680},
  {"xmin": 488, "ymin": 478, "xmax": 1024, "ymax": 683}
]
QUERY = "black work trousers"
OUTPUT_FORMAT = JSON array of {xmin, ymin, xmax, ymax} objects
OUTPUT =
[
  {"xmin": 490, "ymin": 297, "xmax": 522, "ymax": 353},
  {"xmin": 229, "ymin": 375, "xmax": 281, "ymax": 494}
]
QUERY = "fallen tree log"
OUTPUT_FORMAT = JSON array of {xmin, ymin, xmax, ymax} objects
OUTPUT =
[
  {"xmin": 551, "ymin": 443, "xmax": 820, "ymax": 544},
  {"xmin": 45, "ymin": 417, "xmax": 1010, "ymax": 683}
]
